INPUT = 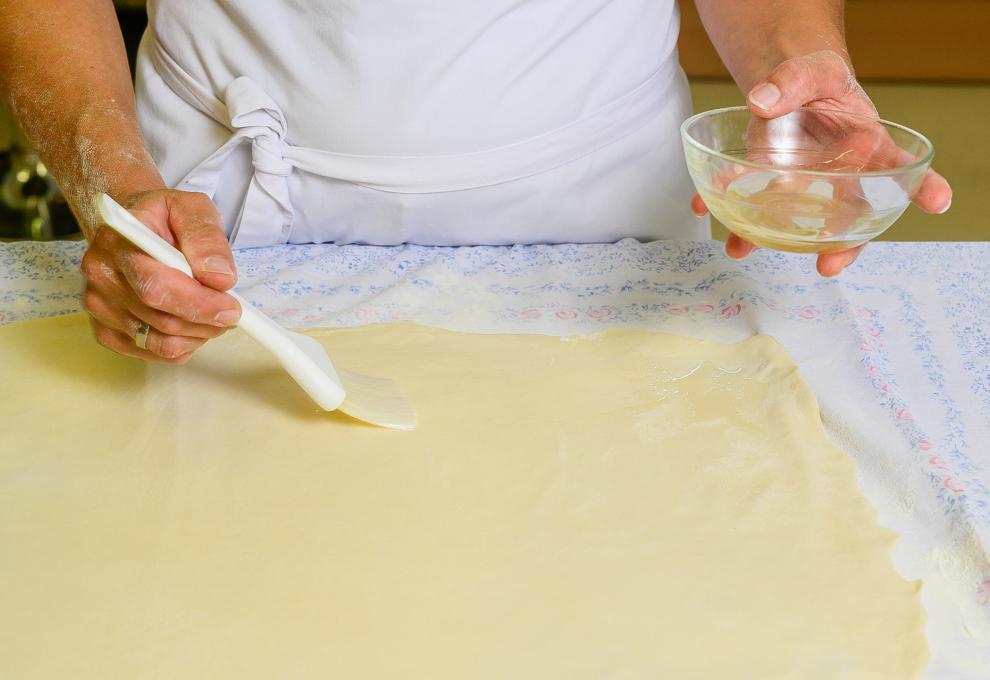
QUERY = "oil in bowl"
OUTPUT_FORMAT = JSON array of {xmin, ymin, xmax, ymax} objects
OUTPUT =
[{"xmin": 681, "ymin": 107, "xmax": 934, "ymax": 253}]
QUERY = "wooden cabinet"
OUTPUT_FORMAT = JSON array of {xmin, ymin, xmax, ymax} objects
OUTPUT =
[{"xmin": 678, "ymin": 0, "xmax": 990, "ymax": 81}]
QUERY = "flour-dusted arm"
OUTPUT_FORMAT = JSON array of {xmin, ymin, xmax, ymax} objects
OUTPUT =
[{"xmin": 0, "ymin": 0, "xmax": 241, "ymax": 361}]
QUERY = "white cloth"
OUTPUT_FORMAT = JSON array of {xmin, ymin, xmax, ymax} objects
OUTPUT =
[
  {"xmin": 135, "ymin": 0, "xmax": 706, "ymax": 248},
  {"xmin": 2, "ymin": 239, "xmax": 989, "ymax": 676}
]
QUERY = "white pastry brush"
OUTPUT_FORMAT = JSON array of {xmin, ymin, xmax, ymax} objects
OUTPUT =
[{"xmin": 96, "ymin": 194, "xmax": 416, "ymax": 431}]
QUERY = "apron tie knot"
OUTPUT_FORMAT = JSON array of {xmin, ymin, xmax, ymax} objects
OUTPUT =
[
  {"xmin": 175, "ymin": 76, "xmax": 297, "ymax": 248},
  {"xmin": 250, "ymin": 134, "xmax": 293, "ymax": 177},
  {"xmin": 221, "ymin": 77, "xmax": 295, "ymax": 247},
  {"xmin": 225, "ymin": 76, "xmax": 293, "ymax": 178}
]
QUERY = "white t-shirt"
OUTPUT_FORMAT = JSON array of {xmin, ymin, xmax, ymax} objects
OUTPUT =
[{"xmin": 136, "ymin": 1, "xmax": 707, "ymax": 247}]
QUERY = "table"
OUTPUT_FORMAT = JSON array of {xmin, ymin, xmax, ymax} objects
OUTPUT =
[{"xmin": 2, "ymin": 238, "xmax": 988, "ymax": 675}]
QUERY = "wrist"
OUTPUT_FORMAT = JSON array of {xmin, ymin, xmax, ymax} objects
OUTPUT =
[
  {"xmin": 74, "ymin": 172, "xmax": 166, "ymax": 242},
  {"xmin": 63, "ymin": 105, "xmax": 165, "ymax": 239},
  {"xmin": 695, "ymin": 0, "xmax": 851, "ymax": 94}
]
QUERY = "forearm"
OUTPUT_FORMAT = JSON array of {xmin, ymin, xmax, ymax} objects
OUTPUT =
[
  {"xmin": 694, "ymin": 0, "xmax": 849, "ymax": 92},
  {"xmin": 0, "ymin": 0, "xmax": 163, "ymax": 238}
]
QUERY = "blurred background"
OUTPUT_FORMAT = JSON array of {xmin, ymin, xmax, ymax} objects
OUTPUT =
[{"xmin": 0, "ymin": 0, "xmax": 986, "ymax": 241}]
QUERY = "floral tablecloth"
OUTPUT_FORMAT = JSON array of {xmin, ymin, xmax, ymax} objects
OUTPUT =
[{"xmin": 2, "ymin": 238, "xmax": 989, "ymax": 676}]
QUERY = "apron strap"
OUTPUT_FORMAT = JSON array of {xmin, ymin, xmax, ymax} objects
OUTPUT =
[
  {"xmin": 147, "ymin": 34, "xmax": 678, "ymax": 248},
  {"xmin": 151, "ymin": 41, "xmax": 294, "ymax": 248}
]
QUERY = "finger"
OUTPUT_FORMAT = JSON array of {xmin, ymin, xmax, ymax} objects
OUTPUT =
[
  {"xmin": 142, "ymin": 326, "xmax": 207, "ymax": 360},
  {"xmin": 115, "ymin": 248, "xmax": 241, "ymax": 326},
  {"xmin": 824, "ymin": 176, "xmax": 873, "ymax": 238},
  {"xmin": 691, "ymin": 194, "xmax": 709, "ymax": 217},
  {"xmin": 97, "ymin": 270, "xmax": 232, "ymax": 340},
  {"xmin": 163, "ymin": 192, "xmax": 237, "ymax": 291},
  {"xmin": 817, "ymin": 244, "xmax": 866, "ymax": 277},
  {"xmin": 84, "ymin": 287, "xmax": 210, "ymax": 358},
  {"xmin": 123, "ymin": 296, "xmax": 231, "ymax": 340},
  {"xmin": 912, "ymin": 169, "xmax": 952, "ymax": 214},
  {"xmin": 881, "ymin": 143, "xmax": 951, "ymax": 214},
  {"xmin": 726, "ymin": 233, "xmax": 758, "ymax": 259},
  {"xmin": 83, "ymin": 252, "xmax": 230, "ymax": 340},
  {"xmin": 83, "ymin": 285, "xmax": 145, "ymax": 338},
  {"xmin": 747, "ymin": 51, "xmax": 875, "ymax": 119},
  {"xmin": 88, "ymin": 318, "xmax": 195, "ymax": 365}
]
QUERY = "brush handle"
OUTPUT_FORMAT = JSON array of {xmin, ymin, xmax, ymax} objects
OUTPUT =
[{"xmin": 96, "ymin": 193, "xmax": 349, "ymax": 412}]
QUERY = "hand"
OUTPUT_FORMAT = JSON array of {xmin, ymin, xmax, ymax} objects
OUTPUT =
[
  {"xmin": 691, "ymin": 50, "xmax": 953, "ymax": 277},
  {"xmin": 81, "ymin": 189, "xmax": 241, "ymax": 363}
]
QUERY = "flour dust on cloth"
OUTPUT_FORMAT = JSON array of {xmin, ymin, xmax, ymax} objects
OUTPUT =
[{"xmin": 135, "ymin": 0, "xmax": 705, "ymax": 248}]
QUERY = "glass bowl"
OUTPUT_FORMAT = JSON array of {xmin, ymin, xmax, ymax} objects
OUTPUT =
[{"xmin": 680, "ymin": 106, "xmax": 934, "ymax": 253}]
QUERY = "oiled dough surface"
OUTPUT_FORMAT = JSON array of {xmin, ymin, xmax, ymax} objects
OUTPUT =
[{"xmin": 0, "ymin": 315, "xmax": 926, "ymax": 678}]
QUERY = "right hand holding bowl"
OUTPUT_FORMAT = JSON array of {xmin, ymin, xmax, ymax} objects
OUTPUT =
[{"xmin": 682, "ymin": 105, "xmax": 939, "ymax": 269}]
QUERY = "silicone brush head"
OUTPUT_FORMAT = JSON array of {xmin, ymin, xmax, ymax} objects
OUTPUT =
[
  {"xmin": 95, "ymin": 193, "xmax": 416, "ymax": 431},
  {"xmin": 337, "ymin": 367, "xmax": 417, "ymax": 431},
  {"xmin": 284, "ymin": 329, "xmax": 416, "ymax": 431}
]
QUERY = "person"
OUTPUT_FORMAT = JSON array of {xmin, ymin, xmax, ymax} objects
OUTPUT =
[{"xmin": 0, "ymin": 1, "xmax": 951, "ymax": 363}]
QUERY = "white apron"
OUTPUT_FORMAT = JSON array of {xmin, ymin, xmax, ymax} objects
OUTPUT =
[{"xmin": 135, "ymin": 0, "xmax": 707, "ymax": 249}]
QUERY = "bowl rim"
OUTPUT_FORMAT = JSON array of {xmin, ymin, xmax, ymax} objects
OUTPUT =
[{"xmin": 680, "ymin": 105, "xmax": 935, "ymax": 178}]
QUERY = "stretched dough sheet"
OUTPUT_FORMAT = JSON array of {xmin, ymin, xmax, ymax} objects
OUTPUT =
[{"xmin": 0, "ymin": 314, "xmax": 926, "ymax": 678}]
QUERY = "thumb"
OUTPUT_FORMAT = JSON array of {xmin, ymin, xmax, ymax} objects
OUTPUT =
[
  {"xmin": 746, "ymin": 50, "xmax": 858, "ymax": 119},
  {"xmin": 166, "ymin": 191, "xmax": 237, "ymax": 291}
]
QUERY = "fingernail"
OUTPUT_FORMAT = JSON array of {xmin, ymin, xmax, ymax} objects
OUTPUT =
[
  {"xmin": 214, "ymin": 309, "xmax": 240, "ymax": 326},
  {"xmin": 203, "ymin": 256, "xmax": 235, "ymax": 276},
  {"xmin": 749, "ymin": 83, "xmax": 781, "ymax": 110},
  {"xmin": 938, "ymin": 198, "xmax": 952, "ymax": 214}
]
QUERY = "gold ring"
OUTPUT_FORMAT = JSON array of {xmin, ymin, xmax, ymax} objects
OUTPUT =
[{"xmin": 134, "ymin": 322, "xmax": 151, "ymax": 350}]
